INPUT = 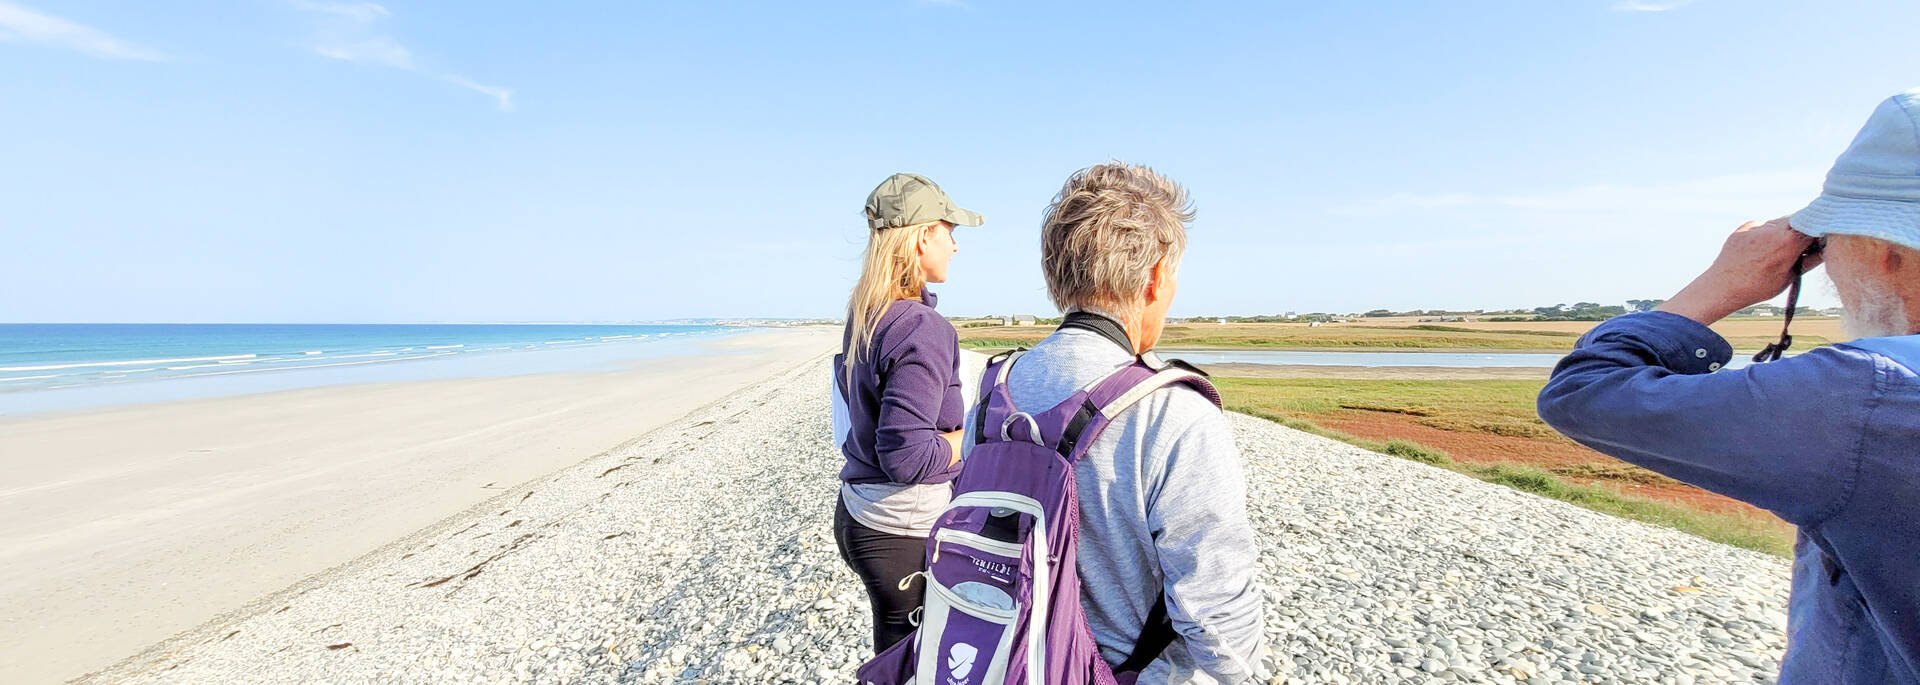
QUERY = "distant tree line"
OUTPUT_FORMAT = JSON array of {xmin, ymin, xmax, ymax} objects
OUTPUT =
[
  {"xmin": 1483, "ymin": 300, "xmax": 1664, "ymax": 322},
  {"xmin": 1361, "ymin": 309, "xmax": 1484, "ymax": 318},
  {"xmin": 1188, "ymin": 313, "xmax": 1348, "ymax": 323},
  {"xmin": 1068, "ymin": 297, "xmax": 1836, "ymax": 326}
]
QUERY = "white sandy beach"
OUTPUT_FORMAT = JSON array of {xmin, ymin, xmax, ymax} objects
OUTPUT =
[{"xmin": 0, "ymin": 327, "xmax": 836, "ymax": 684}]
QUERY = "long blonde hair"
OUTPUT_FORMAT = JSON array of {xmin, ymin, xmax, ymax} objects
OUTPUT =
[{"xmin": 844, "ymin": 221, "xmax": 935, "ymax": 385}]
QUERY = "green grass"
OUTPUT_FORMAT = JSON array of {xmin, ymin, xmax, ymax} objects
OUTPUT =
[
  {"xmin": 1382, "ymin": 439, "xmax": 1449, "ymax": 465},
  {"xmin": 957, "ymin": 338, "xmax": 1033, "ymax": 350},
  {"xmin": 1222, "ymin": 389, "xmax": 1794, "ymax": 557},
  {"xmin": 1211, "ymin": 377, "xmax": 1575, "ymax": 445}
]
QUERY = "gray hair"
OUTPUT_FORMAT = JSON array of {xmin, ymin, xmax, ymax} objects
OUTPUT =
[{"xmin": 1039, "ymin": 162, "xmax": 1193, "ymax": 317}]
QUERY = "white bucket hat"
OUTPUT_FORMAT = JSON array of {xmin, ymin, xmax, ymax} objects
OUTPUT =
[{"xmin": 1792, "ymin": 88, "xmax": 1920, "ymax": 249}]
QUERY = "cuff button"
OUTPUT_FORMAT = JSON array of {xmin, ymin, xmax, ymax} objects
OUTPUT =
[
  {"xmin": 1708, "ymin": 362, "xmax": 1722, "ymax": 371},
  {"xmin": 1694, "ymin": 348, "xmax": 1709, "ymax": 358}
]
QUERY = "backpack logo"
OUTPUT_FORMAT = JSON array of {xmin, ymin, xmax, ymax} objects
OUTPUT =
[{"xmin": 946, "ymin": 643, "xmax": 977, "ymax": 680}]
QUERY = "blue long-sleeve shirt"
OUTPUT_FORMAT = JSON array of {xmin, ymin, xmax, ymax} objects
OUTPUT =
[
  {"xmin": 1537, "ymin": 311, "xmax": 1920, "ymax": 684},
  {"xmin": 836, "ymin": 289, "xmax": 964, "ymax": 486}
]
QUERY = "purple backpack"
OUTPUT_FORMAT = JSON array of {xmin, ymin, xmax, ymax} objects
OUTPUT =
[{"xmin": 856, "ymin": 349, "xmax": 1222, "ymax": 685}]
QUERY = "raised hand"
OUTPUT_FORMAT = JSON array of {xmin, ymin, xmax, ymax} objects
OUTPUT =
[{"xmin": 1657, "ymin": 218, "xmax": 1821, "ymax": 325}]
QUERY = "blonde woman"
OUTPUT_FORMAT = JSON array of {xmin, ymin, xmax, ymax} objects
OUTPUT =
[{"xmin": 832, "ymin": 173, "xmax": 980, "ymax": 653}]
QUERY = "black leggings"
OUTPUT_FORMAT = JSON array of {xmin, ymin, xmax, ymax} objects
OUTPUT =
[{"xmin": 833, "ymin": 497, "xmax": 927, "ymax": 654}]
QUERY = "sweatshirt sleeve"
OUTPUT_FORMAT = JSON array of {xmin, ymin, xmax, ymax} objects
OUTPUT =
[
  {"xmin": 1536, "ymin": 311, "xmax": 1872, "ymax": 526},
  {"xmin": 1147, "ymin": 402, "xmax": 1268, "ymax": 683},
  {"xmin": 871, "ymin": 310, "xmax": 963, "ymax": 484}
]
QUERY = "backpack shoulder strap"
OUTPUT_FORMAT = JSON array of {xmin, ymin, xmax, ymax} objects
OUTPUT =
[
  {"xmin": 1064, "ymin": 359, "xmax": 1212, "ymax": 673},
  {"xmin": 1101, "ymin": 366, "xmax": 1221, "ymax": 414},
  {"xmin": 1114, "ymin": 594, "xmax": 1176, "ymax": 674},
  {"xmin": 1137, "ymin": 351, "xmax": 1221, "ymax": 406},
  {"xmin": 971, "ymin": 348, "xmax": 1026, "ymax": 445},
  {"xmin": 1056, "ymin": 359, "xmax": 1219, "ymax": 459}
]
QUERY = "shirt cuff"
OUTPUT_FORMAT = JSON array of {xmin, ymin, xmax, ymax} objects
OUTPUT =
[{"xmin": 1579, "ymin": 311, "xmax": 1734, "ymax": 374}]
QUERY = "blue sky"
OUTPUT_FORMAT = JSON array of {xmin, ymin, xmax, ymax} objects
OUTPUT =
[{"xmin": 3, "ymin": 1, "xmax": 1917, "ymax": 323}]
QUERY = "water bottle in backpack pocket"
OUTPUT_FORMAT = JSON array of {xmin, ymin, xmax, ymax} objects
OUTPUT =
[
  {"xmin": 861, "ymin": 489, "xmax": 1049, "ymax": 685},
  {"xmin": 917, "ymin": 515, "xmax": 1029, "ymax": 683}
]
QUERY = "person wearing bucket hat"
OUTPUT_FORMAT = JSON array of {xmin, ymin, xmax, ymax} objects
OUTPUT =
[
  {"xmin": 1537, "ymin": 89, "xmax": 1920, "ymax": 684},
  {"xmin": 831, "ymin": 173, "xmax": 983, "ymax": 653}
]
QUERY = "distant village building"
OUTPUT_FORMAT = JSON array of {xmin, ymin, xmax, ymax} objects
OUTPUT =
[
  {"xmin": 1006, "ymin": 314, "xmax": 1037, "ymax": 326},
  {"xmin": 1217, "ymin": 318, "xmax": 1228, "ymax": 325},
  {"xmin": 1749, "ymin": 305, "xmax": 1784, "ymax": 317},
  {"xmin": 1820, "ymin": 307, "xmax": 1846, "ymax": 317},
  {"xmin": 1308, "ymin": 321, "xmax": 1324, "ymax": 328}
]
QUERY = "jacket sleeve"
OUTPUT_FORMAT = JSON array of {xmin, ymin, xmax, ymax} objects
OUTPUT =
[
  {"xmin": 871, "ymin": 312, "xmax": 962, "ymax": 484},
  {"xmin": 1536, "ymin": 311, "xmax": 1872, "ymax": 526},
  {"xmin": 1149, "ymin": 406, "xmax": 1267, "ymax": 683}
]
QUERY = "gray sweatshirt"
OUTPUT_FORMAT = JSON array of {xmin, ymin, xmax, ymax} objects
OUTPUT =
[{"xmin": 962, "ymin": 327, "xmax": 1267, "ymax": 684}]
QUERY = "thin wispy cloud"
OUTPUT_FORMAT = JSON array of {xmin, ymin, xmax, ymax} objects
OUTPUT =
[
  {"xmin": 0, "ymin": 1, "xmax": 164, "ymax": 60},
  {"xmin": 1611, "ymin": 0, "xmax": 1696, "ymax": 12},
  {"xmin": 1337, "ymin": 169, "xmax": 1823, "ymax": 216},
  {"xmin": 293, "ymin": 1, "xmax": 513, "ymax": 112},
  {"xmin": 439, "ymin": 75, "xmax": 513, "ymax": 112}
]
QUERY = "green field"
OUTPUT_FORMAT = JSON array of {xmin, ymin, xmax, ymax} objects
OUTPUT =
[{"xmin": 1213, "ymin": 377, "xmax": 1566, "ymax": 440}]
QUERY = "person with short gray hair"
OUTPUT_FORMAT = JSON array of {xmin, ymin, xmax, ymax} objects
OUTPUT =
[
  {"xmin": 1040, "ymin": 164, "xmax": 1193, "ymax": 321},
  {"xmin": 1538, "ymin": 89, "xmax": 1920, "ymax": 684},
  {"xmin": 969, "ymin": 162, "xmax": 1267, "ymax": 682}
]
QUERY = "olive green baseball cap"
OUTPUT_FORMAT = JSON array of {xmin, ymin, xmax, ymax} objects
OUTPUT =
[{"xmin": 864, "ymin": 173, "xmax": 984, "ymax": 230}]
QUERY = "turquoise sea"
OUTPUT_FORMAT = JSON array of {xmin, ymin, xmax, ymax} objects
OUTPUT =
[{"xmin": 0, "ymin": 324, "xmax": 748, "ymax": 416}]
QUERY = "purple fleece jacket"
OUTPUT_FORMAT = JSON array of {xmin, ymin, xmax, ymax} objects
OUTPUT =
[{"xmin": 836, "ymin": 289, "xmax": 964, "ymax": 485}]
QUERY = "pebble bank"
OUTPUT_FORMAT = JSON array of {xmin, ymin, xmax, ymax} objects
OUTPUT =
[{"xmin": 90, "ymin": 354, "xmax": 1791, "ymax": 684}]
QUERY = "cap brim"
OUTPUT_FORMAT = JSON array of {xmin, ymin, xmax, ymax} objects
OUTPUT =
[
  {"xmin": 944, "ymin": 207, "xmax": 985, "ymax": 227},
  {"xmin": 1792, "ymin": 194, "xmax": 1920, "ymax": 249}
]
